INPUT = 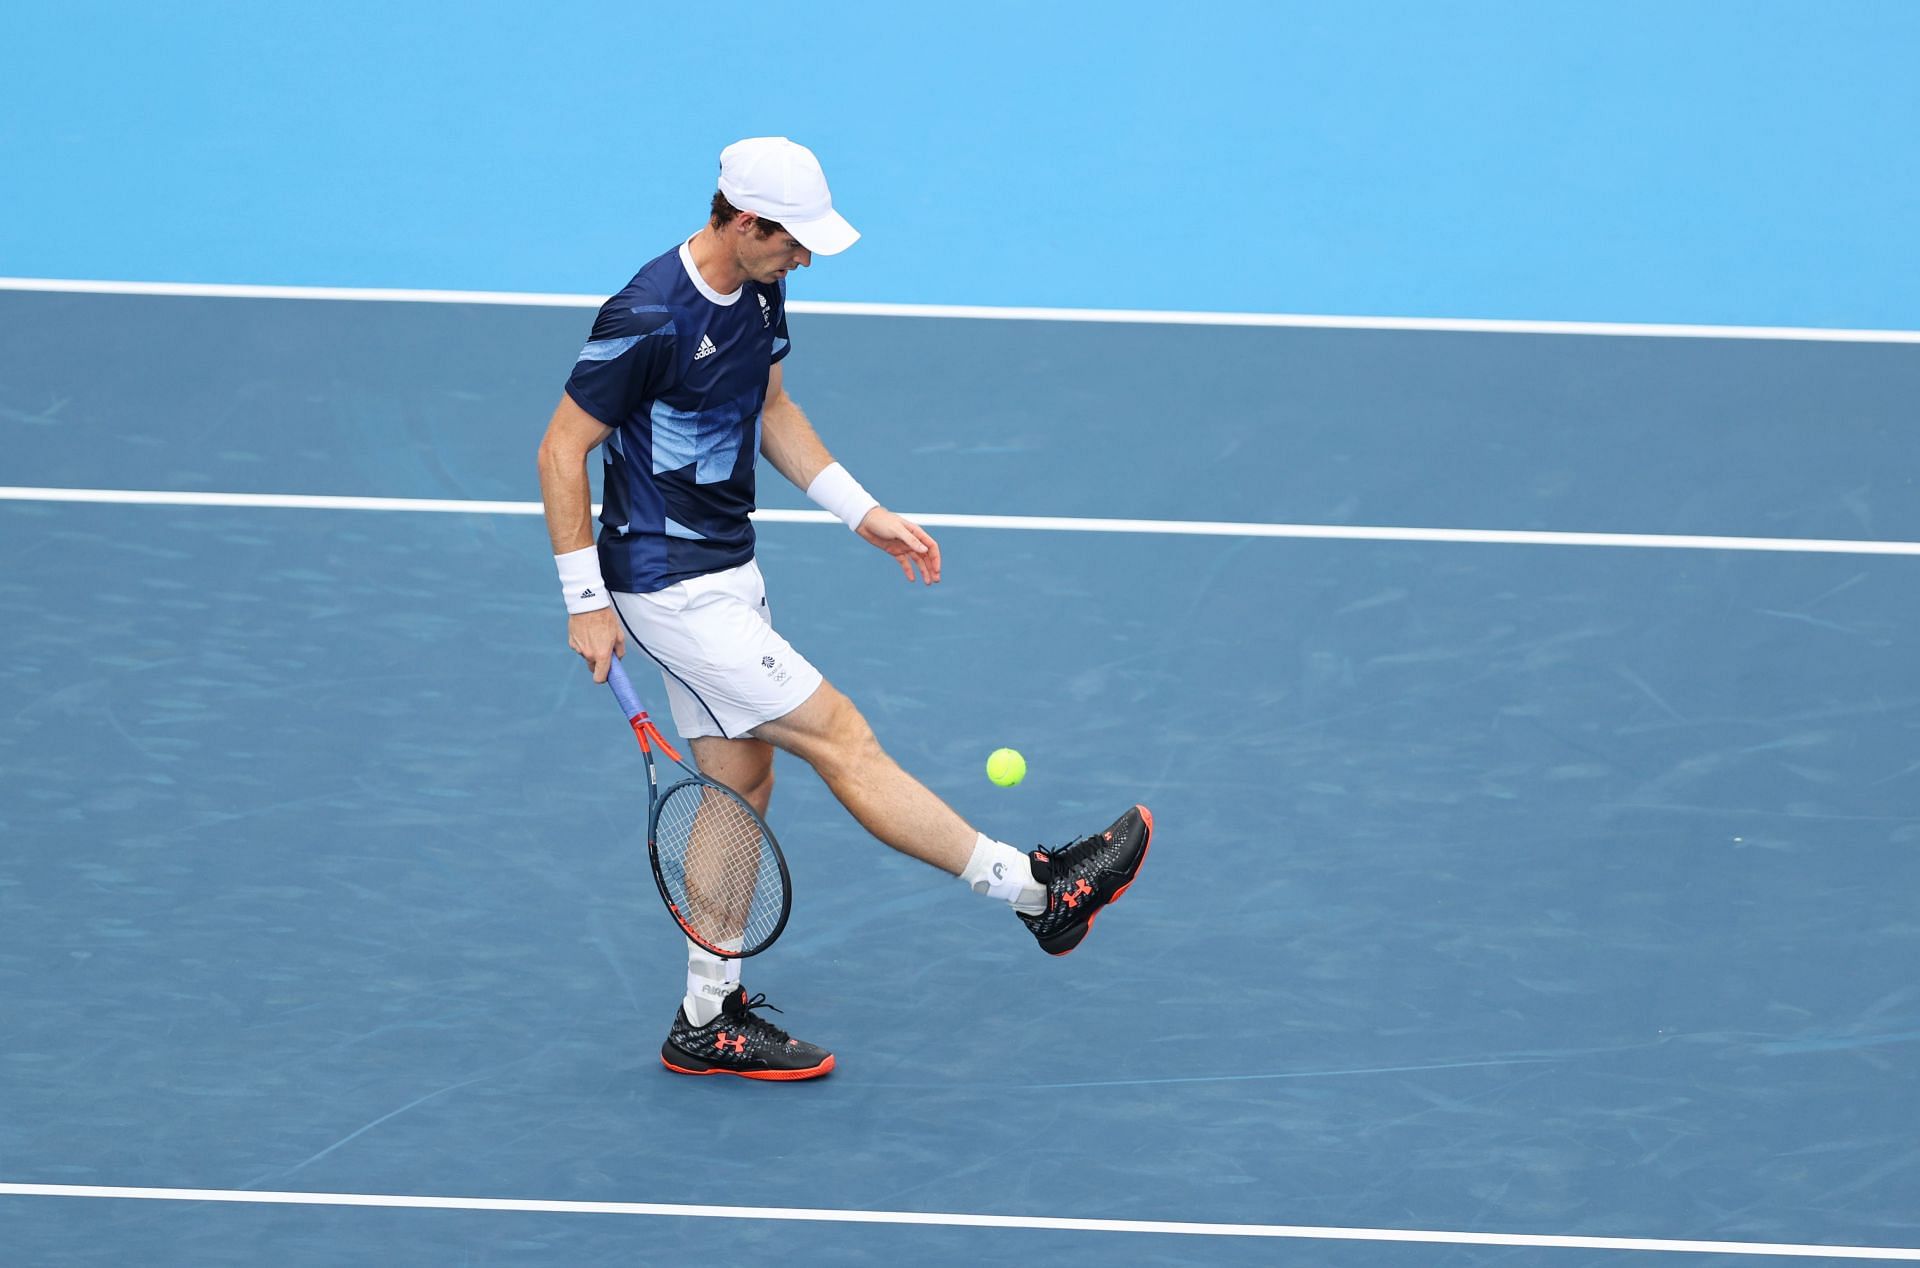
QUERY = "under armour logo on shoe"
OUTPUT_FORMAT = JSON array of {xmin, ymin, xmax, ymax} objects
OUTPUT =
[
  {"xmin": 693, "ymin": 333, "xmax": 718, "ymax": 361},
  {"xmin": 715, "ymin": 1031, "xmax": 746, "ymax": 1054},
  {"xmin": 1061, "ymin": 878, "xmax": 1094, "ymax": 909}
]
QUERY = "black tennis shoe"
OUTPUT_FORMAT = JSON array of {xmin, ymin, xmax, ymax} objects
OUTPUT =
[
  {"xmin": 661, "ymin": 986, "xmax": 835, "ymax": 1081},
  {"xmin": 1018, "ymin": 804, "xmax": 1153, "ymax": 955}
]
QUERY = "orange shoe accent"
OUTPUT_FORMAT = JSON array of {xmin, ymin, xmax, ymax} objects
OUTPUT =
[{"xmin": 660, "ymin": 1052, "xmax": 836, "ymax": 1080}]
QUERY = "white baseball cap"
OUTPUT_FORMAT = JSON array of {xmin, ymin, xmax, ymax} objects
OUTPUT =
[{"xmin": 717, "ymin": 136, "xmax": 860, "ymax": 256}]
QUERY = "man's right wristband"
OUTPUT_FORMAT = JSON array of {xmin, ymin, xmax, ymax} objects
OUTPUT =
[{"xmin": 556, "ymin": 545, "xmax": 611, "ymax": 614}]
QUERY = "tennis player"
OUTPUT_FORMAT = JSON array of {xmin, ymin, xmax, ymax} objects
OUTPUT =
[{"xmin": 535, "ymin": 137, "xmax": 1151, "ymax": 1080}]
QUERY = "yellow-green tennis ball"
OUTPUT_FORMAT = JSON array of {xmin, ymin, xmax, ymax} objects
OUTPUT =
[{"xmin": 986, "ymin": 747, "xmax": 1027, "ymax": 787}]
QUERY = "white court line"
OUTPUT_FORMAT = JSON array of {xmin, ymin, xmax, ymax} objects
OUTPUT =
[
  {"xmin": 4, "ymin": 486, "xmax": 1919, "ymax": 558},
  {"xmin": 1, "ymin": 1183, "xmax": 1916, "ymax": 1259},
  {"xmin": 0, "ymin": 276, "xmax": 601, "ymax": 309},
  {"xmin": 5, "ymin": 275, "xmax": 1920, "ymax": 343}
]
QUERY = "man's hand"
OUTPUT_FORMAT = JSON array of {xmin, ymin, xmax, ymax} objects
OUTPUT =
[
  {"xmin": 855, "ymin": 508, "xmax": 942, "ymax": 584},
  {"xmin": 568, "ymin": 607, "xmax": 626, "ymax": 681}
]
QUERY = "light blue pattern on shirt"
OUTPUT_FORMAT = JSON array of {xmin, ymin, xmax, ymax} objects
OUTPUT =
[
  {"xmin": 577, "ymin": 308, "xmax": 675, "ymax": 363},
  {"xmin": 662, "ymin": 516, "xmax": 707, "ymax": 540},
  {"xmin": 649, "ymin": 394, "xmax": 751, "ymax": 484},
  {"xmin": 577, "ymin": 335, "xmax": 640, "ymax": 362}
]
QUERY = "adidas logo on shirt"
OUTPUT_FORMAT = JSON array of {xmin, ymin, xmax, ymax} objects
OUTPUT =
[{"xmin": 693, "ymin": 333, "xmax": 718, "ymax": 361}]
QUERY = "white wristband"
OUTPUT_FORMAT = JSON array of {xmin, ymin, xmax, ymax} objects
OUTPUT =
[
  {"xmin": 555, "ymin": 545, "xmax": 611, "ymax": 614},
  {"xmin": 806, "ymin": 461, "xmax": 881, "ymax": 531}
]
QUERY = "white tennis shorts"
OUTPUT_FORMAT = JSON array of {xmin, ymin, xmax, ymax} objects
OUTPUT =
[{"xmin": 610, "ymin": 559, "xmax": 824, "ymax": 741}]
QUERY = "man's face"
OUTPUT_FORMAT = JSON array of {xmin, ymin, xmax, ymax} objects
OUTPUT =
[{"xmin": 734, "ymin": 218, "xmax": 812, "ymax": 284}]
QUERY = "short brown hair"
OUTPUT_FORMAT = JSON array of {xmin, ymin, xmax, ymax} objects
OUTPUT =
[{"xmin": 709, "ymin": 191, "xmax": 786, "ymax": 238}]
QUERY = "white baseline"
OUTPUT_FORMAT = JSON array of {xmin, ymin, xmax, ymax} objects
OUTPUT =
[
  {"xmin": 4, "ymin": 275, "xmax": 1920, "ymax": 343},
  {"xmin": 2, "ymin": 486, "xmax": 1918, "ymax": 558},
  {"xmin": 0, "ymin": 1183, "xmax": 1916, "ymax": 1259}
]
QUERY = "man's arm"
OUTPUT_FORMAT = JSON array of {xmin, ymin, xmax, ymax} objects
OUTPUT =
[
  {"xmin": 536, "ymin": 391, "xmax": 625, "ymax": 680},
  {"xmin": 760, "ymin": 362, "xmax": 942, "ymax": 584},
  {"xmin": 757, "ymin": 361, "xmax": 834, "ymax": 490}
]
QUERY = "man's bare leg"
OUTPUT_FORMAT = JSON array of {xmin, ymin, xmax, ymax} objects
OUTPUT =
[
  {"xmin": 672, "ymin": 736, "xmax": 775, "ymax": 1026},
  {"xmin": 688, "ymin": 735, "xmax": 775, "ymax": 816},
  {"xmin": 751, "ymin": 681, "xmax": 975, "ymax": 876},
  {"xmin": 738, "ymin": 678, "xmax": 1149, "ymax": 957}
]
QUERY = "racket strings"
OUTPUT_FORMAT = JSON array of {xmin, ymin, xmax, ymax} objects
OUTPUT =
[{"xmin": 653, "ymin": 782, "xmax": 785, "ymax": 952}]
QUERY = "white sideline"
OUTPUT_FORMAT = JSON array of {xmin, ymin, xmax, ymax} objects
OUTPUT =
[
  {"xmin": 3, "ymin": 486, "xmax": 1919, "ymax": 558},
  {"xmin": 5, "ymin": 275, "xmax": 1920, "ymax": 343},
  {"xmin": 1, "ymin": 1182, "xmax": 1917, "ymax": 1258}
]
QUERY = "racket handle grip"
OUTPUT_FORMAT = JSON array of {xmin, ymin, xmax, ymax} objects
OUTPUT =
[{"xmin": 606, "ymin": 656, "xmax": 643, "ymax": 721}]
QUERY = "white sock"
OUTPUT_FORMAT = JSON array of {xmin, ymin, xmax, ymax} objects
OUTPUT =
[
  {"xmin": 961, "ymin": 832, "xmax": 1047, "ymax": 915},
  {"xmin": 683, "ymin": 938, "xmax": 742, "ymax": 1027}
]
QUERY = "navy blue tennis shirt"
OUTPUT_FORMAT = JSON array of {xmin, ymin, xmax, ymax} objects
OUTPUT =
[{"xmin": 565, "ymin": 240, "xmax": 792, "ymax": 594}]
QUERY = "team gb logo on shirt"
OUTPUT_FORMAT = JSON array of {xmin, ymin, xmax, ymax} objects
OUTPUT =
[{"xmin": 757, "ymin": 293, "xmax": 771, "ymax": 328}]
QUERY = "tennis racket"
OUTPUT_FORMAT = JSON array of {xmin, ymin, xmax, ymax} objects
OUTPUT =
[{"xmin": 605, "ymin": 656, "xmax": 792, "ymax": 958}]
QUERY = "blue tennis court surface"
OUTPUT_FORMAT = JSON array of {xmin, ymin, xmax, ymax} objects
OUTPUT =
[
  {"xmin": 6, "ymin": 5, "xmax": 1920, "ymax": 1257},
  {"xmin": 3, "ymin": 288, "xmax": 1918, "ymax": 1265}
]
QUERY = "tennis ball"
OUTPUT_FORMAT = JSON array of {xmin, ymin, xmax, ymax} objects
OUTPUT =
[{"xmin": 986, "ymin": 747, "xmax": 1026, "ymax": 787}]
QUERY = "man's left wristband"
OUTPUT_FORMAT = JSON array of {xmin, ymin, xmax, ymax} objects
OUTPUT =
[{"xmin": 556, "ymin": 545, "xmax": 612, "ymax": 614}]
